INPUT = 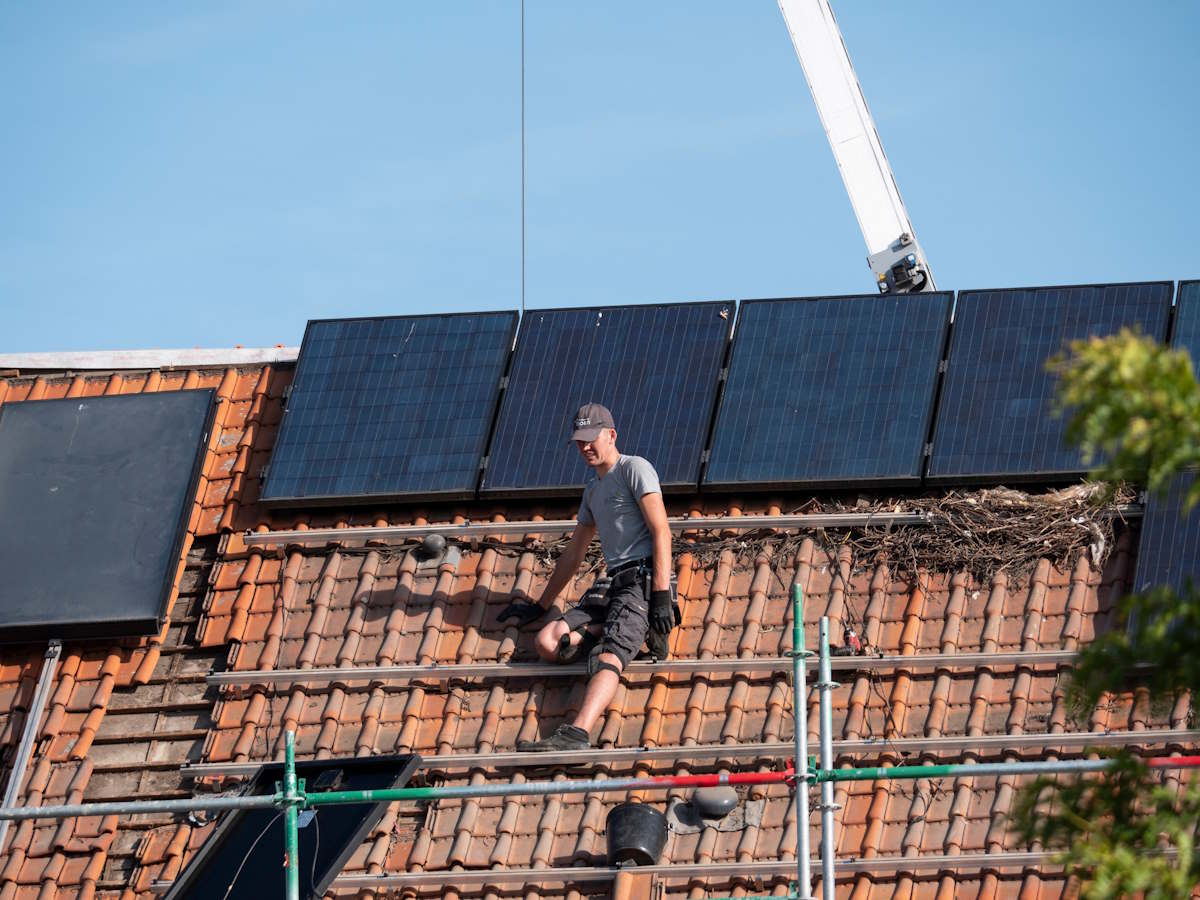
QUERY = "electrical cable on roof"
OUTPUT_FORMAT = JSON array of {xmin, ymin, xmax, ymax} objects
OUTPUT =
[{"xmin": 221, "ymin": 811, "xmax": 282, "ymax": 900}]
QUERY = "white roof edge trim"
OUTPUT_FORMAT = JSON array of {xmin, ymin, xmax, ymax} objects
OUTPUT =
[{"xmin": 0, "ymin": 347, "xmax": 300, "ymax": 371}]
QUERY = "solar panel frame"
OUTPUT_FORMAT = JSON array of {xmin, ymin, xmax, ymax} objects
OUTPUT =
[
  {"xmin": 702, "ymin": 292, "xmax": 953, "ymax": 491},
  {"xmin": 480, "ymin": 301, "xmax": 733, "ymax": 497},
  {"xmin": 262, "ymin": 311, "xmax": 518, "ymax": 506},
  {"xmin": 926, "ymin": 281, "xmax": 1173, "ymax": 485},
  {"xmin": 0, "ymin": 390, "xmax": 215, "ymax": 643}
]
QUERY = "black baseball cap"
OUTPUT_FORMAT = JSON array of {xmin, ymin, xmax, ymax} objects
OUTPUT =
[{"xmin": 570, "ymin": 403, "xmax": 616, "ymax": 442}]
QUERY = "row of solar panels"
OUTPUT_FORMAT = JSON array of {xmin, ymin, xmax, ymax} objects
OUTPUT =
[
  {"xmin": 262, "ymin": 280, "xmax": 1199, "ymax": 505},
  {"xmin": 0, "ymin": 278, "xmax": 1196, "ymax": 642}
]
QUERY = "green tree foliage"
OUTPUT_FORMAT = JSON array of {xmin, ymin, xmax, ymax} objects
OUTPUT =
[
  {"xmin": 1008, "ymin": 329, "xmax": 1200, "ymax": 897},
  {"xmin": 1049, "ymin": 328, "xmax": 1200, "ymax": 506},
  {"xmin": 1014, "ymin": 755, "xmax": 1200, "ymax": 899}
]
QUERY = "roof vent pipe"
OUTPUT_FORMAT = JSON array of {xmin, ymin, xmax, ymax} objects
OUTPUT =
[{"xmin": 417, "ymin": 533, "xmax": 447, "ymax": 559}]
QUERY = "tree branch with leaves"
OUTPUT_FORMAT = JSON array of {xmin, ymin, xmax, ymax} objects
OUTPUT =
[{"xmin": 1008, "ymin": 328, "xmax": 1200, "ymax": 898}]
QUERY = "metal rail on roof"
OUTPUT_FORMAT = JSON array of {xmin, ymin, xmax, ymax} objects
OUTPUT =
[
  {"xmin": 205, "ymin": 649, "xmax": 1082, "ymax": 688},
  {"xmin": 239, "ymin": 502, "xmax": 1142, "ymax": 549},
  {"xmin": 327, "ymin": 852, "xmax": 1072, "ymax": 890},
  {"xmin": 179, "ymin": 727, "xmax": 1200, "ymax": 779},
  {"xmin": 240, "ymin": 511, "xmax": 937, "ymax": 547}
]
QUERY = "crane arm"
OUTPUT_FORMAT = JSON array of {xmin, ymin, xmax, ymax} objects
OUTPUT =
[{"xmin": 778, "ymin": 0, "xmax": 935, "ymax": 293}]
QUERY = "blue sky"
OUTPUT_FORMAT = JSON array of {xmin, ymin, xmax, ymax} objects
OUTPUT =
[{"xmin": 1, "ymin": 2, "xmax": 1196, "ymax": 352}]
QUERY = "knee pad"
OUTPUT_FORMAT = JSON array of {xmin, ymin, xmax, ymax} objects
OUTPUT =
[{"xmin": 586, "ymin": 644, "xmax": 623, "ymax": 678}]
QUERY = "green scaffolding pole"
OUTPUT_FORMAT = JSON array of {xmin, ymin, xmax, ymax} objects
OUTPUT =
[
  {"xmin": 283, "ymin": 730, "xmax": 300, "ymax": 900},
  {"xmin": 812, "ymin": 755, "xmax": 1200, "ymax": 783},
  {"xmin": 790, "ymin": 583, "xmax": 814, "ymax": 900}
]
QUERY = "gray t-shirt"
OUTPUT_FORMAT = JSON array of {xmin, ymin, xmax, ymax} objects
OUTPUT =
[{"xmin": 577, "ymin": 454, "xmax": 662, "ymax": 566}]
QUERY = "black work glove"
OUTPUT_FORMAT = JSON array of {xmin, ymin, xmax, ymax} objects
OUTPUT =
[
  {"xmin": 497, "ymin": 599, "xmax": 546, "ymax": 628},
  {"xmin": 643, "ymin": 629, "xmax": 669, "ymax": 662},
  {"xmin": 649, "ymin": 590, "xmax": 675, "ymax": 635}
]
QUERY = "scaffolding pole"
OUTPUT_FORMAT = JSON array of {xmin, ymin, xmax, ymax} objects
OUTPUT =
[
  {"xmin": 813, "ymin": 755, "xmax": 1200, "ymax": 783},
  {"xmin": 0, "ymin": 640, "xmax": 61, "ymax": 852},
  {"xmin": 6, "ymin": 754, "xmax": 1196, "ymax": 825},
  {"xmin": 817, "ymin": 618, "xmax": 836, "ymax": 900},
  {"xmin": 283, "ymin": 730, "xmax": 300, "ymax": 900},
  {"xmin": 0, "ymin": 767, "xmax": 794, "ymax": 822},
  {"xmin": 791, "ymin": 583, "xmax": 815, "ymax": 900}
]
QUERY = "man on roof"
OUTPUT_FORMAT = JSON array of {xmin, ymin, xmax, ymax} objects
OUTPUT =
[{"xmin": 496, "ymin": 403, "xmax": 676, "ymax": 752}]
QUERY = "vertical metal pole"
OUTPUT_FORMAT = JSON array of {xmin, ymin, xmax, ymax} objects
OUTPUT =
[
  {"xmin": 818, "ymin": 618, "xmax": 837, "ymax": 900},
  {"xmin": 0, "ymin": 640, "xmax": 62, "ymax": 853},
  {"xmin": 791, "ymin": 584, "xmax": 813, "ymax": 899},
  {"xmin": 283, "ymin": 730, "xmax": 300, "ymax": 900}
]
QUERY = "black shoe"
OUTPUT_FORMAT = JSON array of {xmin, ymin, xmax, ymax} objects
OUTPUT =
[{"xmin": 517, "ymin": 723, "xmax": 591, "ymax": 752}]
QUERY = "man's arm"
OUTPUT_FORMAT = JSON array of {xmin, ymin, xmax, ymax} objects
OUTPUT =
[
  {"xmin": 637, "ymin": 491, "xmax": 672, "ymax": 591},
  {"xmin": 535, "ymin": 522, "xmax": 596, "ymax": 608}
]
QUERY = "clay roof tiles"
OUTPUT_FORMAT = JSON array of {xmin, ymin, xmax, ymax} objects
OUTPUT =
[{"xmin": 0, "ymin": 362, "xmax": 1191, "ymax": 899}]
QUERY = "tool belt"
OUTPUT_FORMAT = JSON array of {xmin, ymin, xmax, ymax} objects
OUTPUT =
[
  {"xmin": 603, "ymin": 557, "xmax": 681, "ymax": 624},
  {"xmin": 607, "ymin": 557, "xmax": 651, "ymax": 591}
]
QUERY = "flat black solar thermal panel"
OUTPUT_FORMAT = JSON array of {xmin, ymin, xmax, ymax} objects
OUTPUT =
[
  {"xmin": 1134, "ymin": 470, "xmax": 1200, "ymax": 594},
  {"xmin": 927, "ymin": 282, "xmax": 1172, "ymax": 483},
  {"xmin": 262, "ymin": 312, "xmax": 517, "ymax": 504},
  {"xmin": 0, "ymin": 390, "xmax": 214, "ymax": 642},
  {"xmin": 704, "ymin": 292, "xmax": 951, "ymax": 489},
  {"xmin": 482, "ymin": 302, "xmax": 732, "ymax": 494}
]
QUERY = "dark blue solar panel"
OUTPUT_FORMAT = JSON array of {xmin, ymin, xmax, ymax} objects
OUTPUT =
[
  {"xmin": 1172, "ymin": 280, "xmax": 1200, "ymax": 362},
  {"xmin": 928, "ymin": 282, "xmax": 1172, "ymax": 482},
  {"xmin": 704, "ymin": 293, "xmax": 951, "ymax": 488},
  {"xmin": 1132, "ymin": 281, "xmax": 1200, "ymax": 594},
  {"xmin": 1134, "ymin": 470, "xmax": 1200, "ymax": 594},
  {"xmin": 262, "ymin": 312, "xmax": 517, "ymax": 503},
  {"xmin": 482, "ymin": 302, "xmax": 732, "ymax": 493}
]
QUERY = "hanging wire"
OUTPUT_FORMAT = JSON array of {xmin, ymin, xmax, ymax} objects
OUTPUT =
[{"xmin": 520, "ymin": 0, "xmax": 527, "ymax": 318}]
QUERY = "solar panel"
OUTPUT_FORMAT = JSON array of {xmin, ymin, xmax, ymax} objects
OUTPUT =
[
  {"xmin": 1132, "ymin": 282, "xmax": 1200, "ymax": 594},
  {"xmin": 481, "ymin": 302, "xmax": 732, "ymax": 494},
  {"xmin": 163, "ymin": 753, "xmax": 420, "ymax": 900},
  {"xmin": 927, "ymin": 282, "xmax": 1173, "ymax": 483},
  {"xmin": 1172, "ymin": 280, "xmax": 1200, "ymax": 361},
  {"xmin": 262, "ymin": 312, "xmax": 517, "ymax": 504},
  {"xmin": 703, "ymin": 293, "xmax": 952, "ymax": 489},
  {"xmin": 0, "ymin": 390, "xmax": 214, "ymax": 642},
  {"xmin": 1133, "ymin": 470, "xmax": 1200, "ymax": 594}
]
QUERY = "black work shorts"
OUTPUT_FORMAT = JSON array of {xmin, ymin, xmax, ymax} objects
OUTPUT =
[{"xmin": 560, "ymin": 571, "xmax": 649, "ymax": 668}]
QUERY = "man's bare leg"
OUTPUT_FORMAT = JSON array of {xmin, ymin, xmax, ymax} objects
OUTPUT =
[
  {"xmin": 534, "ymin": 620, "xmax": 571, "ymax": 662},
  {"xmin": 517, "ymin": 648, "xmax": 621, "ymax": 751},
  {"xmin": 535, "ymin": 620, "xmax": 602, "ymax": 663},
  {"xmin": 571, "ymin": 651, "xmax": 622, "ymax": 732}
]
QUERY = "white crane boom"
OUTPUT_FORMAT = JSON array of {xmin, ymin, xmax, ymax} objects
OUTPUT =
[{"xmin": 778, "ymin": 0, "xmax": 935, "ymax": 293}]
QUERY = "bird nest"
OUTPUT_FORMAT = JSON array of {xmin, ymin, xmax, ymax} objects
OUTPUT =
[
  {"xmin": 678, "ymin": 482, "xmax": 1136, "ymax": 582},
  {"xmin": 513, "ymin": 482, "xmax": 1136, "ymax": 586}
]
